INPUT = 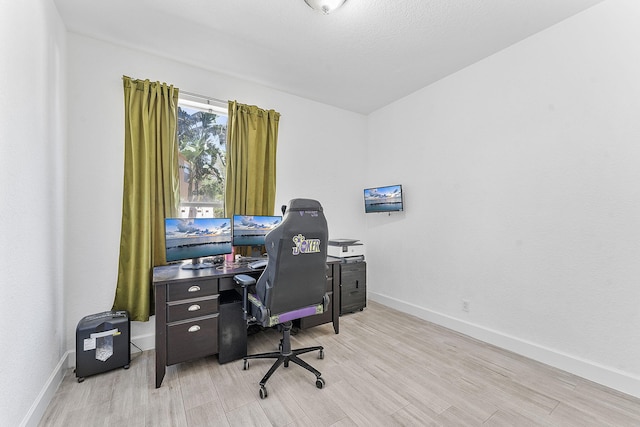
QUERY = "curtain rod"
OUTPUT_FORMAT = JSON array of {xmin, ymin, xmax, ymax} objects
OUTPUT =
[
  {"xmin": 180, "ymin": 90, "xmax": 227, "ymax": 106},
  {"xmin": 180, "ymin": 91, "xmax": 280, "ymax": 116}
]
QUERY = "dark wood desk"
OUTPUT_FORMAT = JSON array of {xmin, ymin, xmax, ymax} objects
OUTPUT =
[{"xmin": 152, "ymin": 258, "xmax": 340, "ymax": 388}]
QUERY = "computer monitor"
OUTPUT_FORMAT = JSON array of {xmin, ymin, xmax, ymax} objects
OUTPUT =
[
  {"xmin": 364, "ymin": 184, "xmax": 404, "ymax": 213},
  {"xmin": 164, "ymin": 217, "xmax": 232, "ymax": 269},
  {"xmin": 232, "ymin": 215, "xmax": 282, "ymax": 257}
]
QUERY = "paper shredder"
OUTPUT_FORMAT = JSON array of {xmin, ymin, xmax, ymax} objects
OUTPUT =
[{"xmin": 75, "ymin": 310, "xmax": 130, "ymax": 382}]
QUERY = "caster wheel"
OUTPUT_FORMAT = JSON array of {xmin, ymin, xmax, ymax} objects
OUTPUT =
[
  {"xmin": 318, "ymin": 349, "xmax": 324, "ymax": 360},
  {"xmin": 316, "ymin": 377, "xmax": 325, "ymax": 389},
  {"xmin": 243, "ymin": 360, "xmax": 249, "ymax": 370},
  {"xmin": 284, "ymin": 360, "xmax": 289, "ymax": 368},
  {"xmin": 259, "ymin": 386, "xmax": 268, "ymax": 399},
  {"xmin": 123, "ymin": 364, "xmax": 130, "ymax": 370},
  {"xmin": 77, "ymin": 377, "xmax": 84, "ymax": 383}
]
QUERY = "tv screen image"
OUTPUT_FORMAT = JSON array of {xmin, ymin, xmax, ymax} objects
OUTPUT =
[
  {"xmin": 164, "ymin": 217, "xmax": 232, "ymax": 268},
  {"xmin": 364, "ymin": 184, "xmax": 404, "ymax": 213},
  {"xmin": 232, "ymin": 215, "xmax": 282, "ymax": 247}
]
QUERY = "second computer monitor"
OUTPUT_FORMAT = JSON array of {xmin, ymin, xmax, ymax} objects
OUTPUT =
[{"xmin": 233, "ymin": 215, "xmax": 282, "ymax": 256}]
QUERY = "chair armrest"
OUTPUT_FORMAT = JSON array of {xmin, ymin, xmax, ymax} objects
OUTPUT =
[
  {"xmin": 234, "ymin": 274, "xmax": 257, "ymax": 321},
  {"xmin": 233, "ymin": 274, "xmax": 256, "ymax": 287}
]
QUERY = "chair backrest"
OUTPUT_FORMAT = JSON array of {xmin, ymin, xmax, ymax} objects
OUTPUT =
[{"xmin": 255, "ymin": 199, "xmax": 328, "ymax": 316}]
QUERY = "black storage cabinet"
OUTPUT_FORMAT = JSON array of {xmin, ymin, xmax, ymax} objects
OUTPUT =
[
  {"xmin": 218, "ymin": 291, "xmax": 247, "ymax": 364},
  {"xmin": 75, "ymin": 310, "xmax": 130, "ymax": 382},
  {"xmin": 340, "ymin": 261, "xmax": 367, "ymax": 314}
]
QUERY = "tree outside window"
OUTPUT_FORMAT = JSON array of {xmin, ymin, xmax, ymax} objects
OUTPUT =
[{"xmin": 177, "ymin": 102, "xmax": 227, "ymax": 218}]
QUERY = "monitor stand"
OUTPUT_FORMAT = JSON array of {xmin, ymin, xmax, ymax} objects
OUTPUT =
[
  {"xmin": 181, "ymin": 258, "xmax": 214, "ymax": 270},
  {"xmin": 249, "ymin": 246, "xmax": 263, "ymax": 258}
]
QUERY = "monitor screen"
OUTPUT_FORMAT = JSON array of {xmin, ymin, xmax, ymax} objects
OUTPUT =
[
  {"xmin": 364, "ymin": 184, "xmax": 404, "ymax": 213},
  {"xmin": 164, "ymin": 217, "xmax": 232, "ymax": 268},
  {"xmin": 232, "ymin": 215, "xmax": 282, "ymax": 247}
]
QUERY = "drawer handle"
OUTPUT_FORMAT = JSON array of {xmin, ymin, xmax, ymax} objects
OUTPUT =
[
  {"xmin": 188, "ymin": 285, "xmax": 201, "ymax": 293},
  {"xmin": 188, "ymin": 304, "xmax": 201, "ymax": 312},
  {"xmin": 188, "ymin": 325, "xmax": 201, "ymax": 333}
]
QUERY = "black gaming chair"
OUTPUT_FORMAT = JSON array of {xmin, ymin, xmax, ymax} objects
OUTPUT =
[{"xmin": 233, "ymin": 198, "xmax": 329, "ymax": 399}]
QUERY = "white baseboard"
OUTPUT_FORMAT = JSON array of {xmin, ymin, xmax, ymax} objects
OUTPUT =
[
  {"xmin": 23, "ymin": 333, "xmax": 156, "ymax": 426},
  {"xmin": 368, "ymin": 292, "xmax": 640, "ymax": 399},
  {"xmin": 131, "ymin": 332, "xmax": 155, "ymax": 352},
  {"xmin": 20, "ymin": 350, "xmax": 71, "ymax": 427}
]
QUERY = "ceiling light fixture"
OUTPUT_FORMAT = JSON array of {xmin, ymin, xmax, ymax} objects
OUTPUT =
[{"xmin": 304, "ymin": 0, "xmax": 347, "ymax": 14}]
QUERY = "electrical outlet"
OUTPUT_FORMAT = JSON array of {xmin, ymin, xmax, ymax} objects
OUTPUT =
[{"xmin": 462, "ymin": 299, "xmax": 470, "ymax": 312}]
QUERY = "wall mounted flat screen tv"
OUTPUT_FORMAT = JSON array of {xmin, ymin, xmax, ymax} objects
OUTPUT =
[
  {"xmin": 164, "ymin": 217, "xmax": 232, "ymax": 269},
  {"xmin": 364, "ymin": 184, "xmax": 404, "ymax": 213}
]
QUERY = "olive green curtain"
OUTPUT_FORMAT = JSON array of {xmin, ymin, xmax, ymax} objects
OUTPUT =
[
  {"xmin": 113, "ymin": 76, "xmax": 180, "ymax": 321},
  {"xmin": 225, "ymin": 101, "xmax": 280, "ymax": 232}
]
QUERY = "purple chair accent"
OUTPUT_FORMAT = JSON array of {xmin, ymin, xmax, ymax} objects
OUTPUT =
[{"xmin": 277, "ymin": 305, "xmax": 320, "ymax": 323}]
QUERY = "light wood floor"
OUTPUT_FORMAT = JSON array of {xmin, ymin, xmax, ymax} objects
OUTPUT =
[{"xmin": 40, "ymin": 301, "xmax": 640, "ymax": 426}]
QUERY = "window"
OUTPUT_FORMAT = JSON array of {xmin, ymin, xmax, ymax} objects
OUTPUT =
[{"xmin": 177, "ymin": 97, "xmax": 227, "ymax": 218}]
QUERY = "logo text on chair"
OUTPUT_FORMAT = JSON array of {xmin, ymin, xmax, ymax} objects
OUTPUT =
[{"xmin": 292, "ymin": 234, "xmax": 321, "ymax": 255}]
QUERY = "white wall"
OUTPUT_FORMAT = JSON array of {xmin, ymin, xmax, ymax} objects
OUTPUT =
[
  {"xmin": 0, "ymin": 0, "xmax": 67, "ymax": 425},
  {"xmin": 366, "ymin": 0, "xmax": 640, "ymax": 397},
  {"xmin": 64, "ymin": 34, "xmax": 367, "ymax": 351}
]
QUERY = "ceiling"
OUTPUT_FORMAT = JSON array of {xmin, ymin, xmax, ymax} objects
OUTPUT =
[{"xmin": 53, "ymin": 0, "xmax": 604, "ymax": 114}]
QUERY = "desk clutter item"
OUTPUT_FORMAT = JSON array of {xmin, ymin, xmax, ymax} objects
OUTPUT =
[
  {"xmin": 328, "ymin": 238, "xmax": 365, "ymax": 259},
  {"xmin": 75, "ymin": 310, "xmax": 130, "ymax": 382},
  {"xmin": 248, "ymin": 259, "xmax": 268, "ymax": 269}
]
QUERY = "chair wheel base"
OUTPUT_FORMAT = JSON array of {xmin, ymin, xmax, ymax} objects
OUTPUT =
[
  {"xmin": 259, "ymin": 386, "xmax": 268, "ymax": 399},
  {"xmin": 243, "ymin": 321, "xmax": 326, "ymax": 398}
]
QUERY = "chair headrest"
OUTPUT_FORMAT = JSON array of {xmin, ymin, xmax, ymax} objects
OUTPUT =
[{"xmin": 286, "ymin": 198, "xmax": 323, "ymax": 213}]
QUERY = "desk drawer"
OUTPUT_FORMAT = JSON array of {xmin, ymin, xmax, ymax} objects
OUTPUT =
[
  {"xmin": 168, "ymin": 278, "xmax": 218, "ymax": 301},
  {"xmin": 340, "ymin": 262, "xmax": 365, "ymax": 275},
  {"xmin": 341, "ymin": 263, "xmax": 366, "ymax": 288},
  {"xmin": 167, "ymin": 315, "xmax": 218, "ymax": 365},
  {"xmin": 341, "ymin": 289, "xmax": 365, "ymax": 313},
  {"xmin": 167, "ymin": 295, "xmax": 219, "ymax": 322}
]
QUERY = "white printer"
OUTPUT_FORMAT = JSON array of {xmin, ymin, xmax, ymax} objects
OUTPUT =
[{"xmin": 328, "ymin": 239, "xmax": 365, "ymax": 259}]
